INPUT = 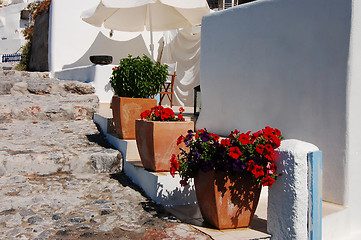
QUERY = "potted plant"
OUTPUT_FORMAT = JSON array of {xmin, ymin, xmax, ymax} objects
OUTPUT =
[
  {"xmin": 109, "ymin": 54, "xmax": 169, "ymax": 139},
  {"xmin": 170, "ymin": 126, "xmax": 283, "ymax": 229},
  {"xmin": 135, "ymin": 105, "xmax": 194, "ymax": 172}
]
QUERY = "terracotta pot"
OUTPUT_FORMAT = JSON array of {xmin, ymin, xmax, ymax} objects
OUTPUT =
[
  {"xmin": 111, "ymin": 96, "xmax": 157, "ymax": 139},
  {"xmin": 135, "ymin": 119, "xmax": 194, "ymax": 171},
  {"xmin": 194, "ymin": 170, "xmax": 262, "ymax": 229}
]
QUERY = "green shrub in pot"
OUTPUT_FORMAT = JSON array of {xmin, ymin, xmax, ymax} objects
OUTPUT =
[{"xmin": 109, "ymin": 54, "xmax": 168, "ymax": 98}]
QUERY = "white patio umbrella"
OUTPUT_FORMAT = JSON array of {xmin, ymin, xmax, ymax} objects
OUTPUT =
[{"xmin": 81, "ymin": 0, "xmax": 210, "ymax": 59}]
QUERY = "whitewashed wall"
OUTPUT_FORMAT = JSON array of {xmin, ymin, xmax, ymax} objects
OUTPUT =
[
  {"xmin": 0, "ymin": 3, "xmax": 27, "ymax": 54},
  {"xmin": 345, "ymin": 0, "xmax": 361, "ymax": 236},
  {"xmin": 268, "ymin": 139, "xmax": 319, "ymax": 240},
  {"xmin": 197, "ymin": 0, "xmax": 361, "ymax": 238},
  {"xmin": 48, "ymin": 0, "xmax": 162, "ymax": 73}
]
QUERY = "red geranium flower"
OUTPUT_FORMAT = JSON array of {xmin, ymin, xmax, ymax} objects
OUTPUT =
[
  {"xmin": 251, "ymin": 165, "xmax": 264, "ymax": 179},
  {"xmin": 221, "ymin": 138, "xmax": 231, "ymax": 147},
  {"xmin": 177, "ymin": 135, "xmax": 184, "ymax": 145},
  {"xmin": 170, "ymin": 154, "xmax": 179, "ymax": 177},
  {"xmin": 262, "ymin": 175, "xmax": 275, "ymax": 187},
  {"xmin": 269, "ymin": 134, "xmax": 281, "ymax": 148},
  {"xmin": 274, "ymin": 128, "xmax": 282, "ymax": 137},
  {"xmin": 210, "ymin": 133, "xmax": 220, "ymax": 142},
  {"xmin": 229, "ymin": 146, "xmax": 242, "ymax": 159},
  {"xmin": 266, "ymin": 162, "xmax": 276, "ymax": 175},
  {"xmin": 256, "ymin": 145, "xmax": 265, "ymax": 155},
  {"xmin": 264, "ymin": 144, "xmax": 275, "ymax": 161},
  {"xmin": 195, "ymin": 129, "xmax": 205, "ymax": 138},
  {"xmin": 265, "ymin": 144, "xmax": 274, "ymax": 153},
  {"xmin": 140, "ymin": 110, "xmax": 151, "ymax": 119},
  {"xmin": 251, "ymin": 130, "xmax": 262, "ymax": 143},
  {"xmin": 229, "ymin": 129, "xmax": 240, "ymax": 139},
  {"xmin": 238, "ymin": 132, "xmax": 251, "ymax": 145},
  {"xmin": 178, "ymin": 114, "xmax": 184, "ymax": 121}
]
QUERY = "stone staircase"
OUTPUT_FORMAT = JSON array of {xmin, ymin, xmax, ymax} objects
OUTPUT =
[
  {"xmin": 0, "ymin": 70, "xmax": 98, "ymax": 122},
  {"xmin": 0, "ymin": 70, "xmax": 122, "ymax": 177}
]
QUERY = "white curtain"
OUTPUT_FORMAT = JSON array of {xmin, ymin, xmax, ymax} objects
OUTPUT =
[{"xmin": 161, "ymin": 26, "xmax": 201, "ymax": 107}]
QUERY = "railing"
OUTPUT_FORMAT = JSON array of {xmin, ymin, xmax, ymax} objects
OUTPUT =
[{"xmin": 2, "ymin": 53, "xmax": 22, "ymax": 63}]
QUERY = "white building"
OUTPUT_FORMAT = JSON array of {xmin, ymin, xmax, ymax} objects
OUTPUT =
[
  {"xmin": 198, "ymin": 0, "xmax": 361, "ymax": 239},
  {"xmin": 0, "ymin": 0, "xmax": 36, "ymax": 55},
  {"xmin": 0, "ymin": 0, "xmax": 33, "ymax": 55}
]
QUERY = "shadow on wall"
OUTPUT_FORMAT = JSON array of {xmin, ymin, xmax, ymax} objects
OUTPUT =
[
  {"xmin": 62, "ymin": 31, "xmax": 150, "ymax": 70},
  {"xmin": 157, "ymin": 181, "xmax": 197, "ymax": 206}
]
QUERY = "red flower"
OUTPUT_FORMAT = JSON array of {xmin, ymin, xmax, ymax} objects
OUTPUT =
[
  {"xmin": 247, "ymin": 160, "xmax": 255, "ymax": 171},
  {"xmin": 178, "ymin": 114, "xmax": 185, "ymax": 121},
  {"xmin": 251, "ymin": 130, "xmax": 262, "ymax": 143},
  {"xmin": 177, "ymin": 135, "xmax": 184, "ymax": 145},
  {"xmin": 263, "ymin": 126, "xmax": 274, "ymax": 135},
  {"xmin": 269, "ymin": 134, "xmax": 281, "ymax": 148},
  {"xmin": 266, "ymin": 162, "xmax": 276, "ymax": 175},
  {"xmin": 262, "ymin": 175, "xmax": 275, "ymax": 187},
  {"xmin": 238, "ymin": 132, "xmax": 250, "ymax": 145},
  {"xmin": 256, "ymin": 145, "xmax": 265, "ymax": 155},
  {"xmin": 161, "ymin": 108, "xmax": 175, "ymax": 120},
  {"xmin": 229, "ymin": 146, "xmax": 242, "ymax": 159},
  {"xmin": 274, "ymin": 128, "xmax": 282, "ymax": 137},
  {"xmin": 179, "ymin": 107, "xmax": 185, "ymax": 113},
  {"xmin": 229, "ymin": 129, "xmax": 240, "ymax": 139},
  {"xmin": 246, "ymin": 160, "xmax": 265, "ymax": 178},
  {"xmin": 170, "ymin": 154, "xmax": 179, "ymax": 177},
  {"xmin": 265, "ymin": 144, "xmax": 274, "ymax": 154},
  {"xmin": 251, "ymin": 165, "xmax": 264, "ymax": 179},
  {"xmin": 140, "ymin": 110, "xmax": 151, "ymax": 119},
  {"xmin": 221, "ymin": 138, "xmax": 231, "ymax": 147},
  {"xmin": 263, "ymin": 144, "xmax": 274, "ymax": 161},
  {"xmin": 195, "ymin": 129, "xmax": 205, "ymax": 139},
  {"xmin": 210, "ymin": 133, "xmax": 220, "ymax": 142}
]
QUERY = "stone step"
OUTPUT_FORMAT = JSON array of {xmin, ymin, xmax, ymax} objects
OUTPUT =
[
  {"xmin": 0, "ymin": 77, "xmax": 95, "ymax": 96},
  {"xmin": 0, "ymin": 94, "xmax": 99, "ymax": 122},
  {"xmin": 0, "ymin": 120, "xmax": 123, "ymax": 177},
  {"xmin": 0, "ymin": 70, "xmax": 50, "ymax": 79},
  {"xmin": 0, "ymin": 70, "xmax": 99, "ymax": 121}
]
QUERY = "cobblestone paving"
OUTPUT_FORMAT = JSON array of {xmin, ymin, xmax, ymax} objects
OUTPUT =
[{"xmin": 0, "ymin": 172, "xmax": 210, "ymax": 240}]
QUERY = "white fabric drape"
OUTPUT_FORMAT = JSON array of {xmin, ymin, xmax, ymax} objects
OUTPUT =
[{"xmin": 161, "ymin": 26, "xmax": 201, "ymax": 107}]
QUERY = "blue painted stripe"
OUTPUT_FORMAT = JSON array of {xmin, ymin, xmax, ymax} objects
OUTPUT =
[{"xmin": 308, "ymin": 151, "xmax": 322, "ymax": 240}]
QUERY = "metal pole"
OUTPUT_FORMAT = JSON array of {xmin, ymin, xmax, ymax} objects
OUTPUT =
[{"xmin": 148, "ymin": 6, "xmax": 154, "ymax": 60}]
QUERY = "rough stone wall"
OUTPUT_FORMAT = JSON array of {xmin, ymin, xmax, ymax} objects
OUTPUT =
[{"xmin": 28, "ymin": 10, "xmax": 49, "ymax": 71}]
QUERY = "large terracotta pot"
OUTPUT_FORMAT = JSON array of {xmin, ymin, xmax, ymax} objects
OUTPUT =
[
  {"xmin": 194, "ymin": 170, "xmax": 262, "ymax": 229},
  {"xmin": 111, "ymin": 96, "xmax": 157, "ymax": 139},
  {"xmin": 135, "ymin": 119, "xmax": 194, "ymax": 172}
]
